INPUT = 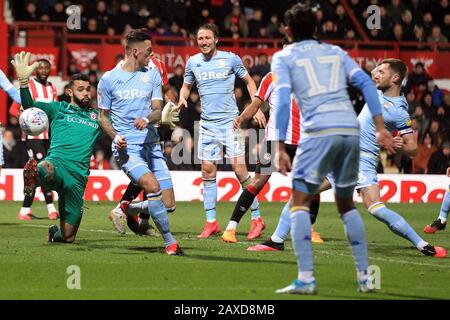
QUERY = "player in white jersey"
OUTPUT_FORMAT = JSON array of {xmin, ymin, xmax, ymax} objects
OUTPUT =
[
  {"xmin": 98, "ymin": 29, "xmax": 181, "ymax": 255},
  {"xmin": 223, "ymin": 38, "xmax": 324, "ymax": 244},
  {"xmin": 273, "ymin": 4, "xmax": 395, "ymax": 295},
  {"xmin": 176, "ymin": 23, "xmax": 264, "ymax": 239},
  {"xmin": 6, "ymin": 60, "xmax": 59, "ymax": 221}
]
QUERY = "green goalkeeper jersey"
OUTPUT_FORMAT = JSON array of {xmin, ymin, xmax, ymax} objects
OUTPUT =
[{"xmin": 20, "ymin": 87, "xmax": 101, "ymax": 181}]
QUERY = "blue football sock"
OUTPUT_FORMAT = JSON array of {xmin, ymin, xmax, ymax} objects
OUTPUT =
[
  {"xmin": 368, "ymin": 202, "xmax": 424, "ymax": 248},
  {"xmin": 290, "ymin": 207, "xmax": 314, "ymax": 275},
  {"xmin": 241, "ymin": 176, "xmax": 261, "ymax": 219},
  {"xmin": 147, "ymin": 192, "xmax": 175, "ymax": 246},
  {"xmin": 341, "ymin": 209, "xmax": 369, "ymax": 273},
  {"xmin": 203, "ymin": 178, "xmax": 217, "ymax": 222},
  {"xmin": 439, "ymin": 187, "xmax": 450, "ymax": 223},
  {"xmin": 271, "ymin": 202, "xmax": 291, "ymax": 243}
]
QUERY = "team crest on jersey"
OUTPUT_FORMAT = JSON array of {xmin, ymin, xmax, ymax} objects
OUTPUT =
[
  {"xmin": 218, "ymin": 59, "xmax": 227, "ymax": 68},
  {"xmin": 89, "ymin": 112, "xmax": 97, "ymax": 120},
  {"xmin": 141, "ymin": 74, "xmax": 150, "ymax": 83}
]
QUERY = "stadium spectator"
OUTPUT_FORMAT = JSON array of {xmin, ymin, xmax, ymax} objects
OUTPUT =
[
  {"xmin": 428, "ymin": 80, "xmax": 444, "ymax": 108},
  {"xmin": 334, "ymin": 5, "xmax": 351, "ymax": 34},
  {"xmin": 422, "ymin": 12, "xmax": 434, "ymax": 36},
  {"xmin": 320, "ymin": 20, "xmax": 339, "ymax": 39},
  {"xmin": 248, "ymin": 8, "xmax": 266, "ymax": 39},
  {"xmin": 429, "ymin": 26, "xmax": 449, "ymax": 45},
  {"xmin": 413, "ymin": 132, "xmax": 438, "ymax": 173},
  {"xmin": 85, "ymin": 18, "xmax": 101, "ymax": 35},
  {"xmin": 250, "ymin": 53, "xmax": 270, "ymax": 78},
  {"xmin": 67, "ymin": 60, "xmax": 81, "ymax": 77},
  {"xmin": 168, "ymin": 64, "xmax": 184, "ymax": 94},
  {"xmin": 112, "ymin": 1, "xmax": 137, "ymax": 35},
  {"xmin": 166, "ymin": 21, "xmax": 188, "ymax": 46},
  {"xmin": 58, "ymin": 84, "xmax": 71, "ymax": 103},
  {"xmin": 386, "ymin": 0, "xmax": 407, "ymax": 23},
  {"xmin": 93, "ymin": 0, "xmax": 111, "ymax": 34},
  {"xmin": 428, "ymin": 119, "xmax": 445, "ymax": 147},
  {"xmin": 266, "ymin": 14, "xmax": 282, "ymax": 38},
  {"xmin": 400, "ymin": 10, "xmax": 415, "ymax": 39},
  {"xmin": 406, "ymin": 90, "xmax": 419, "ymax": 114},
  {"xmin": 405, "ymin": 62, "xmax": 432, "ymax": 95},
  {"xmin": 442, "ymin": 14, "xmax": 450, "ymax": 39},
  {"xmin": 413, "ymin": 105, "xmax": 430, "ymax": 140},
  {"xmin": 391, "ymin": 23, "xmax": 405, "ymax": 41},
  {"xmin": 224, "ymin": 5, "xmax": 249, "ymax": 38},
  {"xmin": 49, "ymin": 1, "xmax": 67, "ymax": 22},
  {"xmin": 2, "ymin": 127, "xmax": 24, "ymax": 168},
  {"xmin": 22, "ymin": 1, "xmax": 40, "ymax": 21},
  {"xmin": 428, "ymin": 141, "xmax": 450, "ymax": 174}
]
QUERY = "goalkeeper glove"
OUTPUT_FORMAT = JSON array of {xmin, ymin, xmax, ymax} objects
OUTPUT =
[
  {"xmin": 11, "ymin": 51, "xmax": 39, "ymax": 87},
  {"xmin": 161, "ymin": 101, "xmax": 180, "ymax": 129}
]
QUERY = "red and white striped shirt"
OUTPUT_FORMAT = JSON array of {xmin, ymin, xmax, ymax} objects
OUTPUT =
[
  {"xmin": 149, "ymin": 56, "xmax": 169, "ymax": 87},
  {"xmin": 10, "ymin": 77, "xmax": 58, "ymax": 140},
  {"xmin": 255, "ymin": 72, "xmax": 300, "ymax": 145}
]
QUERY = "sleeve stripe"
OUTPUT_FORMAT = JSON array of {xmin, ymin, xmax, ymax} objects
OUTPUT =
[
  {"xmin": 277, "ymin": 84, "xmax": 291, "ymax": 89},
  {"xmin": 348, "ymin": 67, "xmax": 362, "ymax": 80}
]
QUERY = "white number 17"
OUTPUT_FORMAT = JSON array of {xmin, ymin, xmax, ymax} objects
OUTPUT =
[{"xmin": 295, "ymin": 55, "xmax": 341, "ymax": 97}]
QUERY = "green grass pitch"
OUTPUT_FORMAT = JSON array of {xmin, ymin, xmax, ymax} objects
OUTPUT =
[{"xmin": 0, "ymin": 201, "xmax": 449, "ymax": 300}]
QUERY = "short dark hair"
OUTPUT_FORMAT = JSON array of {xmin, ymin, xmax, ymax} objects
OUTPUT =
[
  {"xmin": 197, "ymin": 23, "xmax": 219, "ymax": 38},
  {"xmin": 380, "ymin": 58, "xmax": 408, "ymax": 85},
  {"xmin": 36, "ymin": 58, "xmax": 51, "ymax": 67},
  {"xmin": 284, "ymin": 4, "xmax": 317, "ymax": 41},
  {"xmin": 124, "ymin": 28, "xmax": 152, "ymax": 50},
  {"xmin": 68, "ymin": 73, "xmax": 89, "ymax": 88},
  {"xmin": 281, "ymin": 36, "xmax": 292, "ymax": 46}
]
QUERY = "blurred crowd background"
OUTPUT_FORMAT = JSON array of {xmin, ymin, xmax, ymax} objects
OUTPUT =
[{"xmin": 2, "ymin": 0, "xmax": 450, "ymax": 174}]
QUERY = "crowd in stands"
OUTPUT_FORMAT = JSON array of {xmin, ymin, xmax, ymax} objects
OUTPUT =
[
  {"xmin": 12, "ymin": 0, "xmax": 450, "ymax": 44},
  {"xmin": 3, "ymin": 0, "xmax": 450, "ymax": 174}
]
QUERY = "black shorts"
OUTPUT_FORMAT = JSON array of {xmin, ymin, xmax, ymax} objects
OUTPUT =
[
  {"xmin": 255, "ymin": 140, "xmax": 297, "ymax": 174},
  {"xmin": 26, "ymin": 139, "xmax": 50, "ymax": 162}
]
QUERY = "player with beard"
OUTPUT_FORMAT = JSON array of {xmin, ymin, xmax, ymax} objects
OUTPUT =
[{"xmin": 12, "ymin": 51, "xmax": 101, "ymax": 243}]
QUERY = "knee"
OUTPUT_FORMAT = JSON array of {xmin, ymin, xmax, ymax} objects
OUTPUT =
[
  {"xmin": 202, "ymin": 165, "xmax": 216, "ymax": 178},
  {"xmin": 336, "ymin": 199, "xmax": 355, "ymax": 214}
]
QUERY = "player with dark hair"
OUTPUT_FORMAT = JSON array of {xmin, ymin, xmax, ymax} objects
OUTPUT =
[
  {"xmin": 8, "ymin": 58, "xmax": 59, "ymax": 221},
  {"xmin": 224, "ymin": 37, "xmax": 324, "ymax": 245},
  {"xmin": 98, "ymin": 29, "xmax": 182, "ymax": 255},
  {"xmin": 273, "ymin": 4, "xmax": 395, "ymax": 294},
  {"xmin": 176, "ymin": 23, "xmax": 264, "ymax": 239},
  {"xmin": 12, "ymin": 52, "xmax": 101, "ymax": 243}
]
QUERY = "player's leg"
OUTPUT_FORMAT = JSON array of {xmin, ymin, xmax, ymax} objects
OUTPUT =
[
  {"xmin": 18, "ymin": 141, "xmax": 40, "ymax": 220},
  {"xmin": 223, "ymin": 172, "xmax": 270, "ymax": 243},
  {"xmin": 115, "ymin": 143, "xmax": 181, "ymax": 254},
  {"xmin": 109, "ymin": 181, "xmax": 143, "ymax": 234},
  {"xmin": 286, "ymin": 143, "xmax": 324, "ymax": 243},
  {"xmin": 424, "ymin": 185, "xmax": 449, "ymax": 233},
  {"xmin": 331, "ymin": 135, "xmax": 373, "ymax": 292},
  {"xmin": 135, "ymin": 145, "xmax": 175, "ymax": 237},
  {"xmin": 46, "ymin": 165, "xmax": 82, "ymax": 243},
  {"xmin": 41, "ymin": 140, "xmax": 58, "ymax": 220},
  {"xmin": 360, "ymin": 183, "xmax": 446, "ymax": 258},
  {"xmin": 225, "ymin": 126, "xmax": 264, "ymax": 240},
  {"xmin": 248, "ymin": 179, "xmax": 331, "ymax": 251},
  {"xmin": 197, "ymin": 123, "xmax": 221, "ymax": 238},
  {"xmin": 277, "ymin": 137, "xmax": 337, "ymax": 295}
]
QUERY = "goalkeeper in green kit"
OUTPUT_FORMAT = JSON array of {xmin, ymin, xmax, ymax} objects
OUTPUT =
[{"xmin": 12, "ymin": 52, "xmax": 101, "ymax": 243}]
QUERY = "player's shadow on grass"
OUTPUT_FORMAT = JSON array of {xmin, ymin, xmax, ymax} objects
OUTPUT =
[{"xmin": 0, "ymin": 223, "xmax": 22, "ymax": 226}]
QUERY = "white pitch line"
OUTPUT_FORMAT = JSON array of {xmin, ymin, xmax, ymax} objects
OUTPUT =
[{"xmin": 20, "ymin": 224, "xmax": 448, "ymax": 268}]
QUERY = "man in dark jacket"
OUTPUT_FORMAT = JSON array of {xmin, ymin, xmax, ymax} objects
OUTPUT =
[{"xmin": 428, "ymin": 141, "xmax": 450, "ymax": 174}]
